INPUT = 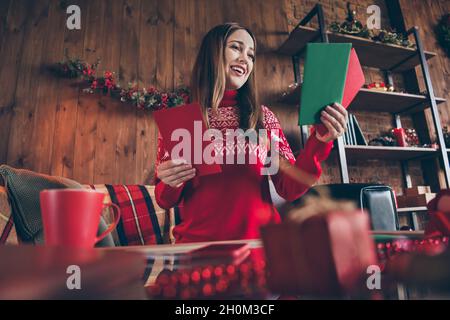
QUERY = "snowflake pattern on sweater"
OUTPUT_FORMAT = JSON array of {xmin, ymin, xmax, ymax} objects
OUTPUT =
[{"xmin": 156, "ymin": 105, "xmax": 295, "ymax": 169}]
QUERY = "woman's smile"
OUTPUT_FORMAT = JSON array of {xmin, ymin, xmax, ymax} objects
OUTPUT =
[{"xmin": 230, "ymin": 64, "xmax": 246, "ymax": 77}]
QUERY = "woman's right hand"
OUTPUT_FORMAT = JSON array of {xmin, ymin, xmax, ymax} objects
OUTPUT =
[{"xmin": 156, "ymin": 159, "xmax": 196, "ymax": 188}]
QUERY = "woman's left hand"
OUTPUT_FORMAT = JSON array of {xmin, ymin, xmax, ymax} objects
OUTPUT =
[{"xmin": 315, "ymin": 102, "xmax": 348, "ymax": 143}]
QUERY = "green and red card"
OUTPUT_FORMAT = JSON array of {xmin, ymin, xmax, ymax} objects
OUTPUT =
[{"xmin": 299, "ymin": 43, "xmax": 365, "ymax": 125}]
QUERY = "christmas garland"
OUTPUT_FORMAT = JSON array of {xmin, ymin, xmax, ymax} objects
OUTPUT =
[
  {"xmin": 364, "ymin": 81, "xmax": 395, "ymax": 92},
  {"xmin": 368, "ymin": 133, "xmax": 397, "ymax": 147},
  {"xmin": 369, "ymin": 128, "xmax": 441, "ymax": 149},
  {"xmin": 436, "ymin": 14, "xmax": 450, "ymax": 57},
  {"xmin": 49, "ymin": 57, "xmax": 190, "ymax": 111},
  {"xmin": 329, "ymin": 3, "xmax": 415, "ymax": 49}
]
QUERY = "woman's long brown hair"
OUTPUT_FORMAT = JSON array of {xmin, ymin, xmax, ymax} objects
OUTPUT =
[{"xmin": 190, "ymin": 23, "xmax": 263, "ymax": 130}]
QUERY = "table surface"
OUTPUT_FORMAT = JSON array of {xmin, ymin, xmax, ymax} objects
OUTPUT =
[
  {"xmin": 0, "ymin": 239, "xmax": 265, "ymax": 300},
  {"xmin": 103, "ymin": 231, "xmax": 425, "ymax": 256},
  {"xmin": 2, "ymin": 231, "xmax": 445, "ymax": 300},
  {"xmin": 105, "ymin": 238, "xmax": 263, "ymax": 255},
  {"xmin": 0, "ymin": 244, "xmax": 148, "ymax": 299},
  {"xmin": 102, "ymin": 231, "xmax": 429, "ymax": 300}
]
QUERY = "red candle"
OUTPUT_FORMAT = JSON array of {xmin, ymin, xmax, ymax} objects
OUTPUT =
[{"xmin": 393, "ymin": 128, "xmax": 408, "ymax": 147}]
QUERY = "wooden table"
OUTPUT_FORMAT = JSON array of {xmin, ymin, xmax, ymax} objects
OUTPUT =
[
  {"xmin": 0, "ymin": 239, "xmax": 262, "ymax": 300},
  {"xmin": 0, "ymin": 245, "xmax": 148, "ymax": 299},
  {"xmin": 105, "ymin": 238, "xmax": 262, "ymax": 255},
  {"xmin": 2, "ymin": 233, "xmax": 449, "ymax": 300}
]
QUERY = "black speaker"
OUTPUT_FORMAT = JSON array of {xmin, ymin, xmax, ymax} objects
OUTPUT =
[{"xmin": 294, "ymin": 183, "xmax": 399, "ymax": 231}]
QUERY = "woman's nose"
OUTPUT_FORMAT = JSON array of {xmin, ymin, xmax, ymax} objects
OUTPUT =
[{"xmin": 238, "ymin": 54, "xmax": 250, "ymax": 64}]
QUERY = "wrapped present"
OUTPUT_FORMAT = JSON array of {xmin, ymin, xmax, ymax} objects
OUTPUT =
[
  {"xmin": 260, "ymin": 190, "xmax": 377, "ymax": 296},
  {"xmin": 425, "ymin": 190, "xmax": 450, "ymax": 237},
  {"xmin": 396, "ymin": 193, "xmax": 436, "ymax": 208}
]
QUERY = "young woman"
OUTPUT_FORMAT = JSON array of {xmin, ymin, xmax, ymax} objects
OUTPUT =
[{"xmin": 155, "ymin": 23, "xmax": 348, "ymax": 243}]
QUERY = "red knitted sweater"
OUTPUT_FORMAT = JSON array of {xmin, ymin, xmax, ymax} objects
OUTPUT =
[{"xmin": 155, "ymin": 90, "xmax": 333, "ymax": 243}]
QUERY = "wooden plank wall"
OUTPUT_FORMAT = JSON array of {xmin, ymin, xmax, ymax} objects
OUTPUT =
[
  {"xmin": 0, "ymin": 0, "xmax": 294, "ymax": 184},
  {"xmin": 0, "ymin": 0, "xmax": 447, "ymax": 190}
]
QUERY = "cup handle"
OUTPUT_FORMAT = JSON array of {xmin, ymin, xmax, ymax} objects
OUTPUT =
[{"xmin": 95, "ymin": 203, "xmax": 121, "ymax": 243}]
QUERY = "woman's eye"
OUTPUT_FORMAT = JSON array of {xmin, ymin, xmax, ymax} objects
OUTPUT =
[{"xmin": 248, "ymin": 55, "xmax": 255, "ymax": 61}]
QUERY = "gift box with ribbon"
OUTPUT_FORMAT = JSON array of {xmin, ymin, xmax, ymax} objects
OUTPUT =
[{"xmin": 261, "ymin": 190, "xmax": 377, "ymax": 297}]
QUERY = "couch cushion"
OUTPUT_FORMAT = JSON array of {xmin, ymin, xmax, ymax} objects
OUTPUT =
[
  {"xmin": 0, "ymin": 165, "xmax": 84, "ymax": 243},
  {"xmin": 87, "ymin": 184, "xmax": 175, "ymax": 245},
  {"xmin": 0, "ymin": 186, "xmax": 18, "ymax": 245},
  {"xmin": 0, "ymin": 165, "xmax": 114, "ymax": 246}
]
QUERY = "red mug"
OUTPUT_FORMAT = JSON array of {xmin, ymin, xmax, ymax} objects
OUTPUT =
[{"xmin": 40, "ymin": 189, "xmax": 121, "ymax": 248}]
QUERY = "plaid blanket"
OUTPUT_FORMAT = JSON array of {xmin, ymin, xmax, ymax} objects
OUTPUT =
[
  {"xmin": 0, "ymin": 215, "xmax": 15, "ymax": 244},
  {"xmin": 88, "ymin": 184, "xmax": 174, "ymax": 246},
  {"xmin": 0, "ymin": 187, "xmax": 20, "ymax": 245}
]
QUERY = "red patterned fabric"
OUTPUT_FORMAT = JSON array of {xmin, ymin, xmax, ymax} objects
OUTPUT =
[
  {"xmin": 155, "ymin": 90, "xmax": 333, "ymax": 243},
  {"xmin": 262, "ymin": 105, "xmax": 297, "ymax": 163},
  {"xmin": 0, "ymin": 186, "xmax": 18, "ymax": 245},
  {"xmin": 0, "ymin": 215, "xmax": 14, "ymax": 244},
  {"xmin": 91, "ymin": 185, "xmax": 171, "ymax": 246}
]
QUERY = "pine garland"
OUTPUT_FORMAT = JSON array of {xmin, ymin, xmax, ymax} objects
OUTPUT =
[
  {"xmin": 329, "ymin": 3, "xmax": 415, "ymax": 49},
  {"xmin": 49, "ymin": 56, "xmax": 190, "ymax": 111}
]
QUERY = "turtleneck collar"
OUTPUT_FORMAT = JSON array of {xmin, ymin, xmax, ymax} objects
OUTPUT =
[{"xmin": 219, "ymin": 90, "xmax": 238, "ymax": 107}]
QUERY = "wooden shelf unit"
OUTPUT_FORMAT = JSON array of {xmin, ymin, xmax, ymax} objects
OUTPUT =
[
  {"xmin": 278, "ymin": 25, "xmax": 436, "ymax": 72},
  {"xmin": 342, "ymin": 145, "xmax": 437, "ymax": 161},
  {"xmin": 277, "ymin": 3, "xmax": 450, "ymax": 189},
  {"xmin": 397, "ymin": 207, "xmax": 427, "ymax": 213},
  {"xmin": 280, "ymin": 85, "xmax": 446, "ymax": 115}
]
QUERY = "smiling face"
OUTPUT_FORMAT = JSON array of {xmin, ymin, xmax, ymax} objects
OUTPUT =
[{"xmin": 224, "ymin": 29, "xmax": 255, "ymax": 90}]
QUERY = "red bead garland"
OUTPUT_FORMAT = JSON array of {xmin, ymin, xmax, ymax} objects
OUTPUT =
[{"xmin": 146, "ymin": 237, "xmax": 449, "ymax": 299}]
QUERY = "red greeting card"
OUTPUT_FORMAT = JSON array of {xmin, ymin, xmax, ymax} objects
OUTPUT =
[
  {"xmin": 153, "ymin": 103, "xmax": 222, "ymax": 176},
  {"xmin": 342, "ymin": 48, "xmax": 365, "ymax": 108}
]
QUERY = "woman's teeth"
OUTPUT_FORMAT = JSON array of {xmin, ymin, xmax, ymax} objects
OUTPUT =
[{"xmin": 231, "ymin": 66, "xmax": 245, "ymax": 76}]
